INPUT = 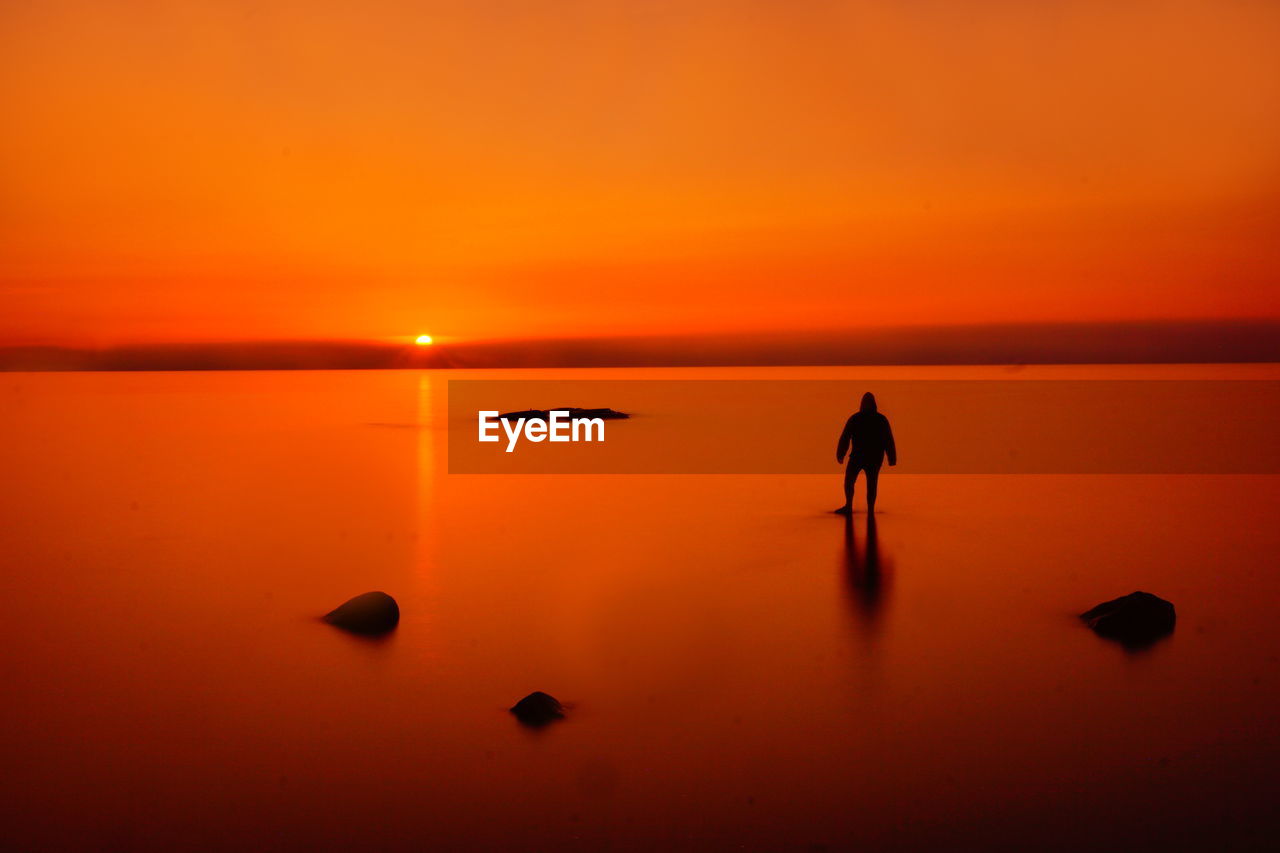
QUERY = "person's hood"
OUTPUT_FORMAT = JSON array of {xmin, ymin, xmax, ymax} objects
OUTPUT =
[{"xmin": 860, "ymin": 392, "xmax": 877, "ymax": 413}]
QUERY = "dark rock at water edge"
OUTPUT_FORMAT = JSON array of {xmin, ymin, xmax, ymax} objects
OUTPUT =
[
  {"xmin": 1080, "ymin": 591, "xmax": 1175, "ymax": 646},
  {"xmin": 499, "ymin": 408, "xmax": 629, "ymax": 421},
  {"xmin": 510, "ymin": 691, "xmax": 565, "ymax": 726},
  {"xmin": 323, "ymin": 591, "xmax": 400, "ymax": 636}
]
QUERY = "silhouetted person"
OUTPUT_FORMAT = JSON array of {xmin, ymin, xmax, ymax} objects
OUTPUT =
[{"xmin": 834, "ymin": 392, "xmax": 896, "ymax": 515}]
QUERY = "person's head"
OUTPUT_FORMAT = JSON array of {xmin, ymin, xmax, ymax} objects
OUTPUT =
[{"xmin": 860, "ymin": 392, "xmax": 877, "ymax": 413}]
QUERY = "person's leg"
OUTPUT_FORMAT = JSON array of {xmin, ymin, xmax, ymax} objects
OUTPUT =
[
  {"xmin": 864, "ymin": 465, "xmax": 880, "ymax": 513},
  {"xmin": 836, "ymin": 464, "xmax": 860, "ymax": 514}
]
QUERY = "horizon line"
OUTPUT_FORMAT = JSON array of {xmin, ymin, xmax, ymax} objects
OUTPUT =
[{"xmin": 3, "ymin": 318, "xmax": 1279, "ymax": 371}]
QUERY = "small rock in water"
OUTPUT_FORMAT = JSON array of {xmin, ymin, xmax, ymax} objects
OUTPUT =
[
  {"xmin": 1080, "ymin": 591, "xmax": 1175, "ymax": 647},
  {"xmin": 323, "ymin": 591, "xmax": 399, "ymax": 636},
  {"xmin": 510, "ymin": 691, "xmax": 565, "ymax": 727}
]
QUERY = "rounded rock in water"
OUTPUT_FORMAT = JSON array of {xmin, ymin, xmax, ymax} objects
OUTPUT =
[
  {"xmin": 323, "ymin": 591, "xmax": 400, "ymax": 636},
  {"xmin": 510, "ymin": 691, "xmax": 565, "ymax": 726},
  {"xmin": 1080, "ymin": 591, "xmax": 1175, "ymax": 647}
]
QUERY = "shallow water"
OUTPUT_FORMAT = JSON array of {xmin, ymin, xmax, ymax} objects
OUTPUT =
[{"xmin": 1, "ymin": 366, "xmax": 1278, "ymax": 851}]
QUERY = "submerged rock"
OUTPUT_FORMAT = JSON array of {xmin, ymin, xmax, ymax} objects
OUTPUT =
[
  {"xmin": 1080, "ymin": 591, "xmax": 1175, "ymax": 646},
  {"xmin": 510, "ymin": 691, "xmax": 565, "ymax": 727},
  {"xmin": 323, "ymin": 591, "xmax": 400, "ymax": 636},
  {"xmin": 499, "ymin": 408, "xmax": 629, "ymax": 421}
]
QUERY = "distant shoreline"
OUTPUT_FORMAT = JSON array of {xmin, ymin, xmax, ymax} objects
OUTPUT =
[{"xmin": 3, "ymin": 319, "xmax": 1278, "ymax": 372}]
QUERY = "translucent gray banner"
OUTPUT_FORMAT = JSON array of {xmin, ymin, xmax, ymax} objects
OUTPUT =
[{"xmin": 447, "ymin": 379, "xmax": 1280, "ymax": 474}]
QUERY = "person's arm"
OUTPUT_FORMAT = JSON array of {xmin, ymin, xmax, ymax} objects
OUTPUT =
[
  {"xmin": 884, "ymin": 418, "xmax": 897, "ymax": 466},
  {"xmin": 836, "ymin": 417, "xmax": 853, "ymax": 463}
]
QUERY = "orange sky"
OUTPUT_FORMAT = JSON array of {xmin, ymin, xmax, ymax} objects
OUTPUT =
[{"xmin": 2, "ymin": 0, "xmax": 1278, "ymax": 347}]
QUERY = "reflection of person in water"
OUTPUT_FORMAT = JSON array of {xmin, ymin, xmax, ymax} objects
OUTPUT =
[
  {"xmin": 843, "ymin": 514, "xmax": 888, "ymax": 636},
  {"xmin": 834, "ymin": 392, "xmax": 897, "ymax": 515}
]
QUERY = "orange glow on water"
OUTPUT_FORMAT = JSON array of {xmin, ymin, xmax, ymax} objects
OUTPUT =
[{"xmin": 2, "ymin": 367, "xmax": 1278, "ymax": 849}]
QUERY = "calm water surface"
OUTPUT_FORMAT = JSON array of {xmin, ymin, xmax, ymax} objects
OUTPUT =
[{"xmin": 1, "ymin": 366, "xmax": 1278, "ymax": 851}]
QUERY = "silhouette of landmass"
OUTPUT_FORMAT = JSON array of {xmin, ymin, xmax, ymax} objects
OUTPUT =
[
  {"xmin": 498, "ymin": 408, "xmax": 629, "ymax": 421},
  {"xmin": 2, "ymin": 319, "xmax": 1277, "ymax": 371}
]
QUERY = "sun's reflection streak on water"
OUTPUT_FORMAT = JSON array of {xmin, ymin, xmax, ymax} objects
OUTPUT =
[{"xmin": 415, "ymin": 370, "xmax": 443, "ymax": 575}]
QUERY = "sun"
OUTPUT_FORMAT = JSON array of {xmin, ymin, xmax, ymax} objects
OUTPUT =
[{"xmin": 414, "ymin": 334, "xmax": 433, "ymax": 346}]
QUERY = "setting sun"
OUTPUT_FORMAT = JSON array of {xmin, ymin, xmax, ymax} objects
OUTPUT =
[{"xmin": 414, "ymin": 335, "xmax": 433, "ymax": 346}]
